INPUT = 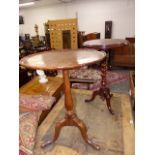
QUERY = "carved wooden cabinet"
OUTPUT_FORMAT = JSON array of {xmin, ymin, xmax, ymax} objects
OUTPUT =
[{"xmin": 48, "ymin": 18, "xmax": 78, "ymax": 50}]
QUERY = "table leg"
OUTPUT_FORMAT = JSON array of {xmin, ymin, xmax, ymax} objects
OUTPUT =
[
  {"xmin": 85, "ymin": 59, "xmax": 114, "ymax": 115},
  {"xmin": 41, "ymin": 70, "xmax": 100, "ymax": 150},
  {"xmin": 106, "ymin": 49, "xmax": 113, "ymax": 70},
  {"xmin": 98, "ymin": 49, "xmax": 112, "ymax": 70}
]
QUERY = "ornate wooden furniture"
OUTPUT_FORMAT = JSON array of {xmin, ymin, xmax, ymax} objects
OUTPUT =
[
  {"xmin": 20, "ymin": 76, "xmax": 64, "ymax": 125},
  {"xmin": 83, "ymin": 32, "xmax": 100, "ymax": 41},
  {"xmin": 48, "ymin": 18, "xmax": 78, "ymax": 49},
  {"xmin": 77, "ymin": 31, "xmax": 85, "ymax": 48},
  {"xmin": 83, "ymin": 39, "xmax": 128, "ymax": 51},
  {"xmin": 31, "ymin": 24, "xmax": 49, "ymax": 52},
  {"xmin": 84, "ymin": 60, "xmax": 113, "ymax": 114},
  {"xmin": 78, "ymin": 32, "xmax": 100, "ymax": 48},
  {"xmin": 83, "ymin": 39, "xmax": 128, "ymax": 68},
  {"xmin": 19, "ymin": 94, "xmax": 56, "ymax": 155},
  {"xmin": 112, "ymin": 37, "xmax": 135, "ymax": 67},
  {"xmin": 19, "ymin": 67, "xmax": 31, "ymax": 87},
  {"xmin": 20, "ymin": 49, "xmax": 108, "ymax": 150},
  {"xmin": 44, "ymin": 22, "xmax": 51, "ymax": 49},
  {"xmin": 22, "ymin": 34, "xmax": 35, "ymax": 53},
  {"xmin": 69, "ymin": 58, "xmax": 114, "ymax": 115}
]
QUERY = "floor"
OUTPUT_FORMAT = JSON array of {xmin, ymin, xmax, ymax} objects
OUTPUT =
[
  {"xmin": 32, "ymin": 67, "xmax": 134, "ymax": 155},
  {"xmin": 109, "ymin": 68, "xmax": 135, "ymax": 124},
  {"xmin": 109, "ymin": 69, "xmax": 130, "ymax": 94},
  {"xmin": 34, "ymin": 89, "xmax": 134, "ymax": 155}
]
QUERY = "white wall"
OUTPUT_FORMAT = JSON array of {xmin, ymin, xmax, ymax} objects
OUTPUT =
[{"xmin": 19, "ymin": 0, "xmax": 135, "ymax": 39}]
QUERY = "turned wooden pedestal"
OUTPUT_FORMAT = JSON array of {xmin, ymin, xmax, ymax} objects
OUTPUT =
[
  {"xmin": 41, "ymin": 70, "xmax": 100, "ymax": 150},
  {"xmin": 85, "ymin": 60, "xmax": 114, "ymax": 114}
]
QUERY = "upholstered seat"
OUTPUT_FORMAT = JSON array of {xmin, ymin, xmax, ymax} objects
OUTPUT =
[
  {"xmin": 19, "ymin": 112, "xmax": 39, "ymax": 155},
  {"xmin": 69, "ymin": 61, "xmax": 114, "ymax": 114},
  {"xmin": 69, "ymin": 68, "xmax": 101, "ymax": 90},
  {"xmin": 19, "ymin": 94, "xmax": 55, "ymax": 111},
  {"xmin": 19, "ymin": 94, "xmax": 56, "ymax": 155},
  {"xmin": 69, "ymin": 68, "xmax": 101, "ymax": 81},
  {"xmin": 69, "ymin": 67, "xmax": 129, "ymax": 91}
]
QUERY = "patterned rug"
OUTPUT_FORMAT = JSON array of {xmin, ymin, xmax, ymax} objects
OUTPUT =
[
  {"xmin": 71, "ymin": 71, "xmax": 129, "ymax": 90},
  {"xmin": 106, "ymin": 71, "xmax": 129, "ymax": 86},
  {"xmin": 34, "ymin": 89, "xmax": 134, "ymax": 155}
]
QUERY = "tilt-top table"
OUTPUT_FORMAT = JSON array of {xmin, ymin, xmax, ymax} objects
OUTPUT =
[
  {"xmin": 83, "ymin": 39, "xmax": 128, "ymax": 68},
  {"xmin": 20, "ymin": 49, "xmax": 106, "ymax": 150},
  {"xmin": 83, "ymin": 39, "xmax": 128, "ymax": 50}
]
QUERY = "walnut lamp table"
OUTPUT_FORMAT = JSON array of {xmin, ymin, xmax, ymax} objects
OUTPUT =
[
  {"xmin": 20, "ymin": 49, "xmax": 106, "ymax": 150},
  {"xmin": 83, "ymin": 39, "xmax": 128, "ymax": 67}
]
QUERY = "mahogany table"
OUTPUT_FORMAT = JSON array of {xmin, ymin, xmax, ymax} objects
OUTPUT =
[
  {"xmin": 20, "ymin": 49, "xmax": 107, "ymax": 150},
  {"xmin": 83, "ymin": 39, "xmax": 128, "ymax": 67},
  {"xmin": 82, "ymin": 39, "xmax": 128, "ymax": 113}
]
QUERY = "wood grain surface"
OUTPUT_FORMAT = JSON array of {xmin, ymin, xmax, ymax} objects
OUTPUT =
[{"xmin": 19, "ymin": 50, "xmax": 106, "ymax": 70}]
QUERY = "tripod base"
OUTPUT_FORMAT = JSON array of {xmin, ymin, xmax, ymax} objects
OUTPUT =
[{"xmin": 41, "ymin": 112, "xmax": 100, "ymax": 150}]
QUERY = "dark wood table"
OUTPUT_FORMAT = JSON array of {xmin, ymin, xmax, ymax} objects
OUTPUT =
[
  {"xmin": 20, "ymin": 49, "xmax": 107, "ymax": 150},
  {"xmin": 83, "ymin": 39, "xmax": 128, "ymax": 67}
]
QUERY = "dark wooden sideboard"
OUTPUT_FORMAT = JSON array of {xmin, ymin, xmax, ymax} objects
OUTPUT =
[{"xmin": 111, "ymin": 37, "xmax": 135, "ymax": 67}]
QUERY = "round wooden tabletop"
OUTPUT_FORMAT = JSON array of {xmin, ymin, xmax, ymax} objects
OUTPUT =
[
  {"xmin": 83, "ymin": 39, "xmax": 129, "ymax": 50},
  {"xmin": 19, "ymin": 49, "xmax": 106, "ymax": 70}
]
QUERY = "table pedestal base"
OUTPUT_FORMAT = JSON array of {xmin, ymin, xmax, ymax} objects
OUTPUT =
[
  {"xmin": 41, "ymin": 112, "xmax": 100, "ymax": 150},
  {"xmin": 85, "ymin": 87, "xmax": 114, "ymax": 115},
  {"xmin": 86, "ymin": 60, "xmax": 114, "ymax": 115}
]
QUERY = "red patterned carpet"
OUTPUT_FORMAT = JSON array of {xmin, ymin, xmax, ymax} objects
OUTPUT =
[
  {"xmin": 71, "ymin": 71, "xmax": 129, "ymax": 90},
  {"xmin": 106, "ymin": 71, "xmax": 129, "ymax": 85}
]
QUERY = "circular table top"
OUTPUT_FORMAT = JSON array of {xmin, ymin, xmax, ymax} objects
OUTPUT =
[
  {"xmin": 83, "ymin": 39, "xmax": 129, "ymax": 50},
  {"xmin": 19, "ymin": 49, "xmax": 106, "ymax": 70}
]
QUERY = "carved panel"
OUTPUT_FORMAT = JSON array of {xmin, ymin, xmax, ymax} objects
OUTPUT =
[{"xmin": 48, "ymin": 18, "xmax": 78, "ymax": 50}]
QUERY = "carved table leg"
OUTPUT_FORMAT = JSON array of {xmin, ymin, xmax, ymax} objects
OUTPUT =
[
  {"xmin": 99, "ymin": 87, "xmax": 114, "ymax": 115},
  {"xmin": 99, "ymin": 48, "xmax": 112, "ymax": 70},
  {"xmin": 85, "ymin": 58, "xmax": 114, "ymax": 115},
  {"xmin": 85, "ymin": 90, "xmax": 99, "ymax": 102},
  {"xmin": 41, "ymin": 70, "xmax": 100, "ymax": 150},
  {"xmin": 41, "ymin": 118, "xmax": 68, "ymax": 148},
  {"xmin": 106, "ymin": 49, "xmax": 113, "ymax": 70}
]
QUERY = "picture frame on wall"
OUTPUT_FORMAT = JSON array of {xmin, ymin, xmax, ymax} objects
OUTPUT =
[
  {"xmin": 105, "ymin": 21, "xmax": 112, "ymax": 38},
  {"xmin": 19, "ymin": 16, "xmax": 24, "ymax": 24}
]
